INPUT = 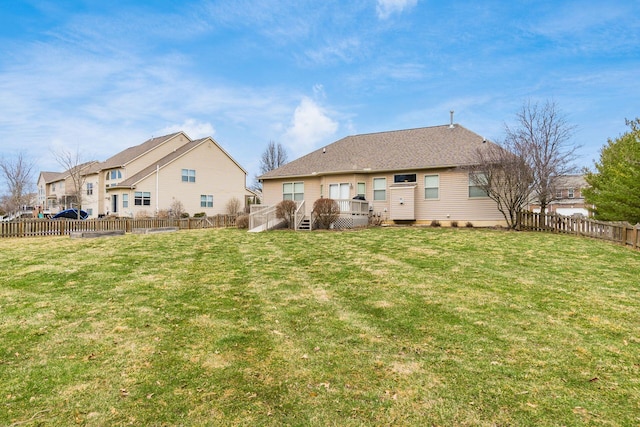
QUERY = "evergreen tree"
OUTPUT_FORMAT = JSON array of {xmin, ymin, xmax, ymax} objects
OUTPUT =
[{"xmin": 583, "ymin": 119, "xmax": 640, "ymax": 224}]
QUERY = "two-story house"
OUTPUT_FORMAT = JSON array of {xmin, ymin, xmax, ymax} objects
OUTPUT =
[
  {"xmin": 528, "ymin": 174, "xmax": 592, "ymax": 216},
  {"xmin": 37, "ymin": 132, "xmax": 255, "ymax": 218}
]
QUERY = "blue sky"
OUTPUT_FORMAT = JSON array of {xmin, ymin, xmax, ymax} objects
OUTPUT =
[{"xmin": 1, "ymin": 0, "xmax": 639, "ymax": 184}]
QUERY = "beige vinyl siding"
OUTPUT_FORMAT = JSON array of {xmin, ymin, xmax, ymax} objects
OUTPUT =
[
  {"xmin": 121, "ymin": 139, "xmax": 247, "ymax": 217},
  {"xmin": 261, "ymin": 168, "xmax": 504, "ymax": 224},
  {"xmin": 261, "ymin": 178, "xmax": 322, "ymax": 216},
  {"xmin": 82, "ymin": 172, "xmax": 100, "ymax": 218},
  {"xmin": 123, "ymin": 133, "xmax": 191, "ymax": 177},
  {"xmin": 414, "ymin": 168, "xmax": 503, "ymax": 221},
  {"xmin": 389, "ymin": 185, "xmax": 416, "ymax": 220}
]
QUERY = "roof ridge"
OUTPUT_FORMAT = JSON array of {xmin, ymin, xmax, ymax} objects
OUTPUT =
[{"xmin": 346, "ymin": 123, "xmax": 458, "ymax": 138}]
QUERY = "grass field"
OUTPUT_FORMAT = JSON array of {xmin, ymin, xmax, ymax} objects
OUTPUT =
[{"xmin": 1, "ymin": 227, "xmax": 639, "ymax": 426}]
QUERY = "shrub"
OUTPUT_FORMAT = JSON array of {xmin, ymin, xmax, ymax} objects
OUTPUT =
[
  {"xmin": 236, "ymin": 214, "xmax": 249, "ymax": 229},
  {"xmin": 181, "ymin": 212, "xmax": 190, "ymax": 218},
  {"xmin": 312, "ymin": 198, "xmax": 340, "ymax": 229},
  {"xmin": 170, "ymin": 200, "xmax": 185, "ymax": 218},
  {"xmin": 368, "ymin": 212, "xmax": 384, "ymax": 227},
  {"xmin": 226, "ymin": 197, "xmax": 242, "ymax": 216},
  {"xmin": 276, "ymin": 200, "xmax": 297, "ymax": 229},
  {"xmin": 136, "ymin": 210, "xmax": 151, "ymax": 219},
  {"xmin": 193, "ymin": 212, "xmax": 206, "ymax": 218},
  {"xmin": 465, "ymin": 221, "xmax": 474, "ymax": 228},
  {"xmin": 430, "ymin": 220, "xmax": 441, "ymax": 227},
  {"xmin": 157, "ymin": 209, "xmax": 170, "ymax": 219},
  {"xmin": 451, "ymin": 221, "xmax": 458, "ymax": 228}
]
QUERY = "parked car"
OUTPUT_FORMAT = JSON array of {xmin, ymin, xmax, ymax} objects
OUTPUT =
[{"xmin": 52, "ymin": 209, "xmax": 89, "ymax": 220}]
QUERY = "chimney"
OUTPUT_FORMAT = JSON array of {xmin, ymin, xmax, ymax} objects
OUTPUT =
[{"xmin": 449, "ymin": 110, "xmax": 455, "ymax": 129}]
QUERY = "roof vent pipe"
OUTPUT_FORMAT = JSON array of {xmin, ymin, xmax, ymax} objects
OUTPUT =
[{"xmin": 449, "ymin": 110, "xmax": 455, "ymax": 128}]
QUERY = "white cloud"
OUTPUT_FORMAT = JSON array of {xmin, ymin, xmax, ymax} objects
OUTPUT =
[
  {"xmin": 376, "ymin": 0, "xmax": 418, "ymax": 19},
  {"xmin": 157, "ymin": 119, "xmax": 216, "ymax": 139},
  {"xmin": 283, "ymin": 97, "xmax": 338, "ymax": 156}
]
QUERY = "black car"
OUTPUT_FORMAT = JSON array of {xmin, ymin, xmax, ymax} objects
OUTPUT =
[{"xmin": 52, "ymin": 209, "xmax": 89, "ymax": 220}]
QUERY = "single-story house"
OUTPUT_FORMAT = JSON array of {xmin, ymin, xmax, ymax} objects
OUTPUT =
[{"xmin": 258, "ymin": 123, "xmax": 508, "ymax": 229}]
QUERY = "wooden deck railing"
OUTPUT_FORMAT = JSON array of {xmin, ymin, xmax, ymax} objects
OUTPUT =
[
  {"xmin": 248, "ymin": 205, "xmax": 281, "ymax": 232},
  {"xmin": 294, "ymin": 200, "xmax": 306, "ymax": 230},
  {"xmin": 0, "ymin": 215, "xmax": 236, "ymax": 238},
  {"xmin": 518, "ymin": 211, "xmax": 640, "ymax": 250},
  {"xmin": 336, "ymin": 199, "xmax": 369, "ymax": 215}
]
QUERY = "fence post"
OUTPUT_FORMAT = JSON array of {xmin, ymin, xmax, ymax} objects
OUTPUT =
[{"xmin": 633, "ymin": 224, "xmax": 639, "ymax": 250}]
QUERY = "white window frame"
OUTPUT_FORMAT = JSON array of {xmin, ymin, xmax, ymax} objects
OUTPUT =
[
  {"xmin": 373, "ymin": 177, "xmax": 386, "ymax": 201},
  {"xmin": 283, "ymin": 182, "xmax": 304, "ymax": 201},
  {"xmin": 182, "ymin": 169, "xmax": 196, "ymax": 183},
  {"xmin": 468, "ymin": 172, "xmax": 489, "ymax": 198},
  {"xmin": 201, "ymin": 194, "xmax": 213, "ymax": 208},
  {"xmin": 134, "ymin": 191, "xmax": 151, "ymax": 206},
  {"xmin": 424, "ymin": 174, "xmax": 439, "ymax": 200}
]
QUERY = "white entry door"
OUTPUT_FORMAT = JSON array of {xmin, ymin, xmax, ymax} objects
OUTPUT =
[{"xmin": 329, "ymin": 183, "xmax": 350, "ymax": 211}]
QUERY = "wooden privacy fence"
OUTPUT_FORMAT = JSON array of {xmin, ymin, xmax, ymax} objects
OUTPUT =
[
  {"xmin": 518, "ymin": 211, "xmax": 640, "ymax": 250},
  {"xmin": 0, "ymin": 215, "xmax": 236, "ymax": 238}
]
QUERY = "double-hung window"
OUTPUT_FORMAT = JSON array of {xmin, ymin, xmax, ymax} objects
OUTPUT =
[
  {"xmin": 182, "ymin": 169, "xmax": 196, "ymax": 183},
  {"xmin": 373, "ymin": 178, "xmax": 386, "ymax": 201},
  {"xmin": 201, "ymin": 195, "xmax": 213, "ymax": 208},
  {"xmin": 283, "ymin": 182, "xmax": 304, "ymax": 201},
  {"xmin": 86, "ymin": 183, "xmax": 93, "ymax": 196},
  {"xmin": 424, "ymin": 175, "xmax": 439, "ymax": 199},
  {"xmin": 468, "ymin": 172, "xmax": 489, "ymax": 198},
  {"xmin": 357, "ymin": 182, "xmax": 366, "ymax": 199},
  {"xmin": 134, "ymin": 191, "xmax": 151, "ymax": 206}
]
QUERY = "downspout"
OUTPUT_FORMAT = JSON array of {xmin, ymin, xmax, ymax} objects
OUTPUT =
[{"xmin": 156, "ymin": 164, "xmax": 159, "ymax": 215}]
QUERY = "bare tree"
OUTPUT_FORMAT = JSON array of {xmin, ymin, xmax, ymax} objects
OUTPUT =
[
  {"xmin": 169, "ymin": 199, "xmax": 185, "ymax": 218},
  {"xmin": 252, "ymin": 140, "xmax": 289, "ymax": 190},
  {"xmin": 259, "ymin": 141, "xmax": 289, "ymax": 175},
  {"xmin": 0, "ymin": 152, "xmax": 35, "ymax": 216},
  {"xmin": 52, "ymin": 148, "xmax": 95, "ymax": 220},
  {"xmin": 468, "ymin": 140, "xmax": 534, "ymax": 229},
  {"xmin": 225, "ymin": 197, "xmax": 242, "ymax": 216},
  {"xmin": 505, "ymin": 100, "xmax": 578, "ymax": 214}
]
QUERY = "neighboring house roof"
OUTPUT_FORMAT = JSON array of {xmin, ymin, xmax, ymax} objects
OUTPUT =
[
  {"xmin": 39, "ymin": 171, "xmax": 64, "ymax": 183},
  {"xmin": 40, "ymin": 161, "xmax": 98, "ymax": 183},
  {"xmin": 552, "ymin": 174, "xmax": 587, "ymax": 189},
  {"xmin": 260, "ymin": 124, "xmax": 495, "ymax": 179},
  {"xmin": 110, "ymin": 137, "xmax": 247, "ymax": 189},
  {"xmin": 93, "ymin": 132, "xmax": 185, "ymax": 172}
]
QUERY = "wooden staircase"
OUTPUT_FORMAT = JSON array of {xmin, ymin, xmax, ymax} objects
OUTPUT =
[{"xmin": 297, "ymin": 217, "xmax": 312, "ymax": 231}]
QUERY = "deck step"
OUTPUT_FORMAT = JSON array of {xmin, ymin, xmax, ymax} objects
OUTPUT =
[{"xmin": 297, "ymin": 218, "xmax": 312, "ymax": 231}]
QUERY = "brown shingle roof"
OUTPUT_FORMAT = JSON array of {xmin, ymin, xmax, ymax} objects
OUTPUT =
[
  {"xmin": 114, "ymin": 138, "xmax": 206, "ymax": 188},
  {"xmin": 41, "ymin": 161, "xmax": 99, "ymax": 181},
  {"xmin": 99, "ymin": 132, "xmax": 185, "ymax": 170},
  {"xmin": 111, "ymin": 136, "xmax": 248, "ymax": 188},
  {"xmin": 39, "ymin": 171, "xmax": 65, "ymax": 183},
  {"xmin": 260, "ymin": 124, "xmax": 495, "ymax": 179}
]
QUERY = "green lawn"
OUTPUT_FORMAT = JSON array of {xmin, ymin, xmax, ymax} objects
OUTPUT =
[{"xmin": 1, "ymin": 227, "xmax": 639, "ymax": 426}]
